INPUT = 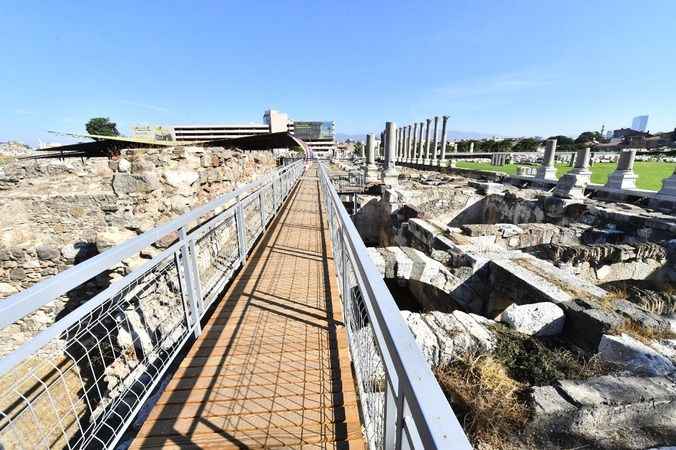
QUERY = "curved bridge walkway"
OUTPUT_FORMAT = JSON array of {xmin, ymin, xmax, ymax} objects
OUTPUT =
[{"xmin": 131, "ymin": 167, "xmax": 362, "ymax": 449}]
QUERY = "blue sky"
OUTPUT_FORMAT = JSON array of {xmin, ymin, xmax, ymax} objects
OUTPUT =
[{"xmin": 2, "ymin": 0, "xmax": 675, "ymax": 146}]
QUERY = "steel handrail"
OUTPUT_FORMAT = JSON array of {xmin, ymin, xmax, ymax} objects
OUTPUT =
[
  {"xmin": 318, "ymin": 162, "xmax": 471, "ymax": 450},
  {"xmin": 0, "ymin": 160, "xmax": 305, "ymax": 450}
]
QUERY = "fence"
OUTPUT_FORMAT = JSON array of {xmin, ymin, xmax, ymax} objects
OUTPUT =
[
  {"xmin": 0, "ymin": 160, "xmax": 304, "ymax": 450},
  {"xmin": 317, "ymin": 163, "xmax": 471, "ymax": 450}
]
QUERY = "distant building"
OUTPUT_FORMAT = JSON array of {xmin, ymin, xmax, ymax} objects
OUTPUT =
[
  {"xmin": 612, "ymin": 128, "xmax": 646, "ymax": 140},
  {"xmin": 132, "ymin": 109, "xmax": 336, "ymax": 157},
  {"xmin": 631, "ymin": 115, "xmax": 649, "ymax": 132}
]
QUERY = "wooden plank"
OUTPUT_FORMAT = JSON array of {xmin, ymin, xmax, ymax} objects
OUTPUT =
[{"xmin": 132, "ymin": 168, "xmax": 363, "ymax": 449}]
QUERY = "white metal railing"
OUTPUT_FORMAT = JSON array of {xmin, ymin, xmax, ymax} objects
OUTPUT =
[
  {"xmin": 0, "ymin": 160, "xmax": 304, "ymax": 449},
  {"xmin": 318, "ymin": 163, "xmax": 472, "ymax": 450}
]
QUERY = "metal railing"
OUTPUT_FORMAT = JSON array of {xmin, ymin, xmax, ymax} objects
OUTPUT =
[
  {"xmin": 0, "ymin": 160, "xmax": 304, "ymax": 450},
  {"xmin": 318, "ymin": 163, "xmax": 472, "ymax": 450}
]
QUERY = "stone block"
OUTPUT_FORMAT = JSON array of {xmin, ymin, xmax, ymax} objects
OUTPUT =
[
  {"xmin": 36, "ymin": 245, "xmax": 60, "ymax": 261},
  {"xmin": 599, "ymin": 334, "xmax": 675, "ymax": 376},
  {"xmin": 559, "ymin": 299, "xmax": 625, "ymax": 352},
  {"xmin": 498, "ymin": 302, "xmax": 565, "ymax": 336}
]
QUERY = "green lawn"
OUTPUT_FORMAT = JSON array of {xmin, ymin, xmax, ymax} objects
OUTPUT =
[{"xmin": 454, "ymin": 161, "xmax": 676, "ymax": 191}]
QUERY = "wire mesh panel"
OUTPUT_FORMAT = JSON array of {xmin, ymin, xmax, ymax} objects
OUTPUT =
[
  {"xmin": 259, "ymin": 185, "xmax": 275, "ymax": 226},
  {"xmin": 0, "ymin": 160, "xmax": 305, "ymax": 450},
  {"xmin": 242, "ymin": 194, "xmax": 264, "ymax": 247},
  {"xmin": 193, "ymin": 213, "xmax": 240, "ymax": 311},
  {"xmin": 0, "ymin": 252, "xmax": 189, "ymax": 450},
  {"xmin": 341, "ymin": 252, "xmax": 386, "ymax": 449},
  {"xmin": 317, "ymin": 162, "xmax": 472, "ymax": 450}
]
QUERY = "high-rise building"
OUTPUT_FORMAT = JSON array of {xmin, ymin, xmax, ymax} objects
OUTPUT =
[{"xmin": 631, "ymin": 115, "xmax": 649, "ymax": 132}]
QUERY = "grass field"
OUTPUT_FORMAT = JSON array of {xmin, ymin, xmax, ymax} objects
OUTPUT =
[{"xmin": 454, "ymin": 161, "xmax": 676, "ymax": 191}]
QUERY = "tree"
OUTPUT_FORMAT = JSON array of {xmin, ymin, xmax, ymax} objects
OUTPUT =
[
  {"xmin": 547, "ymin": 135, "xmax": 576, "ymax": 151},
  {"xmin": 575, "ymin": 131, "xmax": 601, "ymax": 145},
  {"xmin": 353, "ymin": 141, "xmax": 364, "ymax": 156},
  {"xmin": 86, "ymin": 117, "xmax": 120, "ymax": 136},
  {"xmin": 512, "ymin": 138, "xmax": 540, "ymax": 152}
]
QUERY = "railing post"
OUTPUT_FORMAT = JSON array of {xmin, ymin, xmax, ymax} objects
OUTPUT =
[
  {"xmin": 384, "ymin": 380, "xmax": 400, "ymax": 449},
  {"xmin": 179, "ymin": 227, "xmax": 202, "ymax": 337},
  {"xmin": 259, "ymin": 190, "xmax": 266, "ymax": 230},
  {"xmin": 235, "ymin": 194, "xmax": 247, "ymax": 265}
]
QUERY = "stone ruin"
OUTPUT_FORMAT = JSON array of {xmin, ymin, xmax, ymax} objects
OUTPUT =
[
  {"xmin": 0, "ymin": 146, "xmax": 276, "ymax": 448},
  {"xmin": 345, "ymin": 162, "xmax": 676, "ymax": 449}
]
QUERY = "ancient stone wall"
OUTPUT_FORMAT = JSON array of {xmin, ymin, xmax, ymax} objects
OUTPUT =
[{"xmin": 0, "ymin": 146, "xmax": 276, "ymax": 298}]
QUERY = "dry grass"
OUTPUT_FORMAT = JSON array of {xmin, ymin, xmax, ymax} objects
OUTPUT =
[
  {"xmin": 612, "ymin": 320, "xmax": 676, "ymax": 344},
  {"xmin": 434, "ymin": 352, "xmax": 532, "ymax": 450}
]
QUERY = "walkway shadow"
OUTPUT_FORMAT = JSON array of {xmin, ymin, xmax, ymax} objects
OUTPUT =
[{"xmin": 132, "ymin": 166, "xmax": 353, "ymax": 449}]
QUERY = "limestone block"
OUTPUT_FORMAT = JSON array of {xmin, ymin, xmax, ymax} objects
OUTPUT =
[
  {"xmin": 599, "ymin": 333, "xmax": 675, "ymax": 376},
  {"xmin": 36, "ymin": 245, "xmax": 61, "ymax": 261},
  {"xmin": 96, "ymin": 227, "xmax": 138, "ymax": 253},
  {"xmin": 400, "ymin": 310, "xmax": 440, "ymax": 366},
  {"xmin": 112, "ymin": 173, "xmax": 160, "ymax": 195},
  {"xmin": 163, "ymin": 169, "xmax": 199, "ymax": 189},
  {"xmin": 560, "ymin": 299, "xmax": 625, "ymax": 352},
  {"xmin": 499, "ymin": 302, "xmax": 565, "ymax": 336},
  {"xmin": 117, "ymin": 158, "xmax": 131, "ymax": 172},
  {"xmin": 0, "ymin": 282, "xmax": 18, "ymax": 297}
]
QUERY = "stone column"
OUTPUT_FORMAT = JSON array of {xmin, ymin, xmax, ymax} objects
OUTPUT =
[
  {"xmin": 383, "ymin": 121, "xmax": 399, "ymax": 184},
  {"xmin": 606, "ymin": 149, "xmax": 638, "ymax": 190},
  {"xmin": 405, "ymin": 125, "xmax": 412, "ymax": 163},
  {"xmin": 364, "ymin": 133, "xmax": 380, "ymax": 182},
  {"xmin": 439, "ymin": 115, "xmax": 449, "ymax": 167},
  {"xmin": 468, "ymin": 141, "xmax": 474, "ymax": 153},
  {"xmin": 536, "ymin": 138, "xmax": 558, "ymax": 181},
  {"xmin": 430, "ymin": 116, "xmax": 439, "ymax": 166},
  {"xmin": 423, "ymin": 119, "xmax": 432, "ymax": 165},
  {"xmin": 653, "ymin": 167, "xmax": 676, "ymax": 209},
  {"xmin": 417, "ymin": 122, "xmax": 424, "ymax": 165},
  {"xmin": 411, "ymin": 123, "xmax": 418, "ymax": 164},
  {"xmin": 554, "ymin": 147, "xmax": 592, "ymax": 199}
]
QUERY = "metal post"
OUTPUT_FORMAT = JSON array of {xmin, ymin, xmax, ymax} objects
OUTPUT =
[
  {"xmin": 235, "ymin": 195, "xmax": 247, "ymax": 265},
  {"xmin": 259, "ymin": 191, "xmax": 266, "ymax": 230},
  {"xmin": 179, "ymin": 227, "xmax": 202, "ymax": 337}
]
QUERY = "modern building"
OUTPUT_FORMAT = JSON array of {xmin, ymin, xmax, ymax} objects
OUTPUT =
[
  {"xmin": 631, "ymin": 115, "xmax": 649, "ymax": 132},
  {"xmin": 132, "ymin": 109, "xmax": 336, "ymax": 157}
]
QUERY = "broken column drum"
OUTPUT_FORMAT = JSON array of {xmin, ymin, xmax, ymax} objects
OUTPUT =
[
  {"xmin": 536, "ymin": 138, "xmax": 558, "ymax": 181},
  {"xmin": 606, "ymin": 149, "xmax": 638, "ymax": 190},
  {"xmin": 364, "ymin": 133, "xmax": 380, "ymax": 182},
  {"xmin": 554, "ymin": 147, "xmax": 592, "ymax": 199}
]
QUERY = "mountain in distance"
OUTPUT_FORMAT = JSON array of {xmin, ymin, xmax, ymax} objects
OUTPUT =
[{"xmin": 335, "ymin": 129, "xmax": 496, "ymax": 142}]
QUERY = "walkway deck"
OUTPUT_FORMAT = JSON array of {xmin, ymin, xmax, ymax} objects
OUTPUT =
[{"xmin": 131, "ymin": 168, "xmax": 363, "ymax": 449}]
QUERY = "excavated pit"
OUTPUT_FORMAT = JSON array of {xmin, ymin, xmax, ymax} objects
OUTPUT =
[{"xmin": 342, "ymin": 163, "xmax": 676, "ymax": 449}]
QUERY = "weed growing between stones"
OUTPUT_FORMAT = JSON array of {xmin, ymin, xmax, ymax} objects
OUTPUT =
[
  {"xmin": 491, "ymin": 326, "xmax": 615, "ymax": 386},
  {"xmin": 434, "ymin": 352, "xmax": 531, "ymax": 450},
  {"xmin": 611, "ymin": 319, "xmax": 676, "ymax": 344}
]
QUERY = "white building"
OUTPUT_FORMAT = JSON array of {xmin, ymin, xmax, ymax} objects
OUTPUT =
[{"xmin": 133, "ymin": 109, "xmax": 336, "ymax": 158}]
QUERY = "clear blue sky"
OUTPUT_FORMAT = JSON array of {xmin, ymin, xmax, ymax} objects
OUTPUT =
[{"xmin": 2, "ymin": 0, "xmax": 675, "ymax": 146}]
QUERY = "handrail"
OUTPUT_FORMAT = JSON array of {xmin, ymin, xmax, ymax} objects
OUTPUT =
[
  {"xmin": 0, "ymin": 161, "xmax": 301, "ymax": 332},
  {"xmin": 0, "ymin": 160, "xmax": 305, "ymax": 450},
  {"xmin": 318, "ymin": 162, "xmax": 472, "ymax": 450}
]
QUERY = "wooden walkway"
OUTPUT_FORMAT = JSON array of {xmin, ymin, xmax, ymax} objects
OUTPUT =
[{"xmin": 131, "ymin": 167, "xmax": 363, "ymax": 449}]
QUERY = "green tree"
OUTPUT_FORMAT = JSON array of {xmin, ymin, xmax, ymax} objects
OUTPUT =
[
  {"xmin": 512, "ymin": 138, "xmax": 540, "ymax": 152},
  {"xmin": 575, "ymin": 131, "xmax": 601, "ymax": 145},
  {"xmin": 547, "ymin": 135, "xmax": 576, "ymax": 151},
  {"xmin": 85, "ymin": 117, "xmax": 119, "ymax": 136},
  {"xmin": 353, "ymin": 141, "xmax": 364, "ymax": 156}
]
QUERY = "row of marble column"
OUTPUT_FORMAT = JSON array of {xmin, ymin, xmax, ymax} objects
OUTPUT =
[
  {"xmin": 390, "ymin": 116, "xmax": 455, "ymax": 167},
  {"xmin": 363, "ymin": 124, "xmax": 676, "ymax": 205}
]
